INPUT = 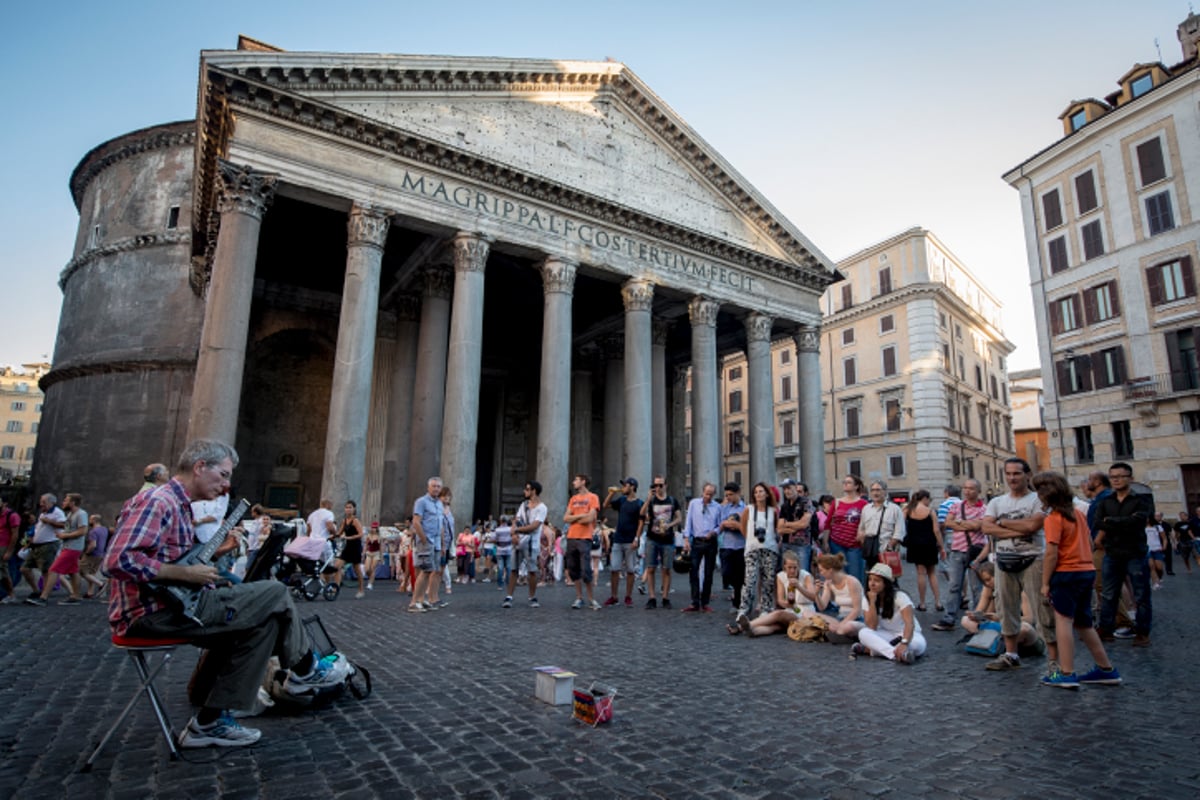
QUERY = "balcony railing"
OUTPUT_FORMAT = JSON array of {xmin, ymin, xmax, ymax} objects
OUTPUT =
[{"xmin": 1123, "ymin": 369, "xmax": 1200, "ymax": 400}]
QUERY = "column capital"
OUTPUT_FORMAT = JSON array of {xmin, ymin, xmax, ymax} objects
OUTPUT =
[
  {"xmin": 395, "ymin": 292, "xmax": 421, "ymax": 322},
  {"xmin": 420, "ymin": 265, "xmax": 453, "ymax": 300},
  {"xmin": 216, "ymin": 159, "xmax": 277, "ymax": 220},
  {"xmin": 621, "ymin": 278, "xmax": 655, "ymax": 312},
  {"xmin": 652, "ymin": 319, "xmax": 671, "ymax": 346},
  {"xmin": 745, "ymin": 312, "xmax": 774, "ymax": 343},
  {"xmin": 794, "ymin": 324, "xmax": 821, "ymax": 353},
  {"xmin": 347, "ymin": 204, "xmax": 392, "ymax": 249},
  {"xmin": 688, "ymin": 296, "xmax": 719, "ymax": 328},
  {"xmin": 540, "ymin": 256, "xmax": 577, "ymax": 295},
  {"xmin": 452, "ymin": 232, "xmax": 491, "ymax": 273}
]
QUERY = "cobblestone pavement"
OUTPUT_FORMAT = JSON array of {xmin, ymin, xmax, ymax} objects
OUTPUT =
[{"xmin": 2, "ymin": 568, "xmax": 1199, "ymax": 799}]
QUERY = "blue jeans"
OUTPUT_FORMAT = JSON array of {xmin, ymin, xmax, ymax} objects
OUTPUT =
[
  {"xmin": 830, "ymin": 541, "xmax": 865, "ymax": 586},
  {"xmin": 495, "ymin": 552, "xmax": 511, "ymax": 587},
  {"xmin": 780, "ymin": 542, "xmax": 812, "ymax": 575},
  {"xmin": 1100, "ymin": 552, "xmax": 1152, "ymax": 635},
  {"xmin": 939, "ymin": 550, "xmax": 981, "ymax": 625}
]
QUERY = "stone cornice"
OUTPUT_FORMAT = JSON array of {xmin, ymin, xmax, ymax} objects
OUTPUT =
[
  {"xmin": 69, "ymin": 121, "xmax": 195, "ymax": 210},
  {"xmin": 40, "ymin": 350, "xmax": 197, "ymax": 391},
  {"xmin": 58, "ymin": 231, "xmax": 192, "ymax": 290},
  {"xmin": 198, "ymin": 66, "xmax": 837, "ymax": 292}
]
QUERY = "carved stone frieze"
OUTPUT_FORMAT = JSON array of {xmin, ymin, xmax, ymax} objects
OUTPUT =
[
  {"xmin": 744, "ymin": 312, "xmax": 773, "ymax": 343},
  {"xmin": 795, "ymin": 325, "xmax": 820, "ymax": 353},
  {"xmin": 216, "ymin": 160, "xmax": 277, "ymax": 220},
  {"xmin": 421, "ymin": 265, "xmax": 453, "ymax": 300},
  {"xmin": 69, "ymin": 124, "xmax": 195, "ymax": 210},
  {"xmin": 688, "ymin": 296, "xmax": 719, "ymax": 328},
  {"xmin": 540, "ymin": 257, "xmax": 577, "ymax": 295},
  {"xmin": 59, "ymin": 230, "xmax": 192, "ymax": 290},
  {"xmin": 452, "ymin": 232, "xmax": 490, "ymax": 273},
  {"xmin": 204, "ymin": 69, "xmax": 838, "ymax": 291},
  {"xmin": 347, "ymin": 204, "xmax": 392, "ymax": 248},
  {"xmin": 621, "ymin": 278, "xmax": 654, "ymax": 312}
]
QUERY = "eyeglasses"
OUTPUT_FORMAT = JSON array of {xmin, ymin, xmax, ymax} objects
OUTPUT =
[
  {"xmin": 203, "ymin": 463, "xmax": 232, "ymax": 481},
  {"xmin": 652, "ymin": 483, "xmax": 664, "ymax": 488}
]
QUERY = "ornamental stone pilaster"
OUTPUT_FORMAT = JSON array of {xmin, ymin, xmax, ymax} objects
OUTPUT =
[
  {"xmin": 688, "ymin": 296, "xmax": 720, "ymax": 494},
  {"xmin": 322, "ymin": 203, "xmax": 393, "ymax": 506},
  {"xmin": 745, "ymin": 313, "xmax": 776, "ymax": 485},
  {"xmin": 623, "ymin": 279, "xmax": 654, "ymax": 485},
  {"xmin": 407, "ymin": 264, "xmax": 454, "ymax": 489},
  {"xmin": 440, "ymin": 232, "xmax": 491, "ymax": 528},
  {"xmin": 794, "ymin": 324, "xmax": 825, "ymax": 495},
  {"xmin": 187, "ymin": 160, "xmax": 277, "ymax": 445},
  {"xmin": 537, "ymin": 256, "xmax": 577, "ymax": 521}
]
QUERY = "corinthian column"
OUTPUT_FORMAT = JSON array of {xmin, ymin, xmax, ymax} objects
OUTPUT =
[
  {"xmin": 746, "ymin": 312, "xmax": 776, "ymax": 486},
  {"xmin": 537, "ymin": 257, "xmax": 576, "ymax": 523},
  {"xmin": 321, "ymin": 204, "xmax": 391, "ymax": 505},
  {"xmin": 622, "ymin": 279, "xmax": 654, "ymax": 485},
  {"xmin": 602, "ymin": 334, "xmax": 625, "ymax": 490},
  {"xmin": 187, "ymin": 160, "xmax": 276, "ymax": 445},
  {"xmin": 381, "ymin": 294, "xmax": 420, "ymax": 520},
  {"xmin": 652, "ymin": 320, "xmax": 670, "ymax": 477},
  {"xmin": 689, "ymin": 296, "xmax": 720, "ymax": 494},
  {"xmin": 796, "ymin": 325, "xmax": 826, "ymax": 494},
  {"xmin": 407, "ymin": 264, "xmax": 453, "ymax": 496},
  {"xmin": 439, "ymin": 232, "xmax": 490, "ymax": 528}
]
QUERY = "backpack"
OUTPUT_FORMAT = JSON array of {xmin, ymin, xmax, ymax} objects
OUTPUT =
[{"xmin": 963, "ymin": 621, "xmax": 1003, "ymax": 657}]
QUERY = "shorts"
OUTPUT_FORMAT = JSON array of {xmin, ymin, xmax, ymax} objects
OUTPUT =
[
  {"xmin": 24, "ymin": 542, "xmax": 60, "ymax": 573},
  {"xmin": 1048, "ymin": 570, "xmax": 1096, "ymax": 628},
  {"xmin": 1149, "ymin": 550, "xmax": 1165, "ymax": 562},
  {"xmin": 49, "ymin": 548, "xmax": 82, "ymax": 575},
  {"xmin": 645, "ymin": 541, "xmax": 675, "ymax": 569},
  {"xmin": 415, "ymin": 548, "xmax": 437, "ymax": 573},
  {"xmin": 565, "ymin": 538, "xmax": 593, "ymax": 583},
  {"xmin": 610, "ymin": 542, "xmax": 639, "ymax": 574},
  {"xmin": 515, "ymin": 537, "xmax": 539, "ymax": 576}
]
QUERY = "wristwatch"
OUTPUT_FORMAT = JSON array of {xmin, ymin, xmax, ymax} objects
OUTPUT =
[{"xmin": 900, "ymin": 638, "xmax": 910, "ymax": 645}]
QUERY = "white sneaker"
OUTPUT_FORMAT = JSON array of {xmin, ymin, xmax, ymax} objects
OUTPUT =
[
  {"xmin": 284, "ymin": 652, "xmax": 351, "ymax": 695},
  {"xmin": 179, "ymin": 713, "xmax": 262, "ymax": 748}
]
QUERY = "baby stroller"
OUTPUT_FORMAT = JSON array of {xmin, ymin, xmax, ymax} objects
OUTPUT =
[
  {"xmin": 280, "ymin": 523, "xmax": 342, "ymax": 602},
  {"xmin": 244, "ymin": 519, "xmax": 304, "ymax": 583}
]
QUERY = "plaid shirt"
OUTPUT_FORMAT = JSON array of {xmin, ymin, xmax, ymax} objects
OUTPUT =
[
  {"xmin": 105, "ymin": 479, "xmax": 195, "ymax": 636},
  {"xmin": 945, "ymin": 499, "xmax": 988, "ymax": 552}
]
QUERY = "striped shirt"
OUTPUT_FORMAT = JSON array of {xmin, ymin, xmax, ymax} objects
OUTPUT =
[{"xmin": 105, "ymin": 479, "xmax": 196, "ymax": 636}]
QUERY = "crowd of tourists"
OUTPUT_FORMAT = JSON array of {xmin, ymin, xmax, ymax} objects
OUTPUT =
[{"xmin": 5, "ymin": 455, "xmax": 1193, "ymax": 693}]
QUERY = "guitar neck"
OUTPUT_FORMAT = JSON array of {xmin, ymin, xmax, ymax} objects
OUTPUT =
[{"xmin": 191, "ymin": 498, "xmax": 252, "ymax": 565}]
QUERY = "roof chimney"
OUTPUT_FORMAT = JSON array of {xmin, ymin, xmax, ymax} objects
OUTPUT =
[{"xmin": 1178, "ymin": 12, "xmax": 1200, "ymax": 61}]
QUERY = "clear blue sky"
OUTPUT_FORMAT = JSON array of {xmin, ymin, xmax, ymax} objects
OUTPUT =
[{"xmin": 0, "ymin": 0, "xmax": 1190, "ymax": 370}]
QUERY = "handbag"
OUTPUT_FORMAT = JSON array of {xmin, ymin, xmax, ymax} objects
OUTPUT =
[
  {"xmin": 672, "ymin": 550, "xmax": 692, "ymax": 574},
  {"xmin": 964, "ymin": 621, "xmax": 1003, "ymax": 656},
  {"xmin": 861, "ymin": 506, "xmax": 884, "ymax": 561},
  {"xmin": 881, "ymin": 549, "xmax": 903, "ymax": 578},
  {"xmin": 787, "ymin": 615, "xmax": 828, "ymax": 642}
]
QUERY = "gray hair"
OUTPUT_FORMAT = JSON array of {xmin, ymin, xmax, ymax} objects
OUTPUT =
[
  {"xmin": 944, "ymin": 484, "xmax": 961, "ymax": 498},
  {"xmin": 964, "ymin": 478, "xmax": 983, "ymax": 492},
  {"xmin": 177, "ymin": 439, "xmax": 239, "ymax": 472},
  {"xmin": 41, "ymin": 493, "xmax": 58, "ymax": 507},
  {"xmin": 870, "ymin": 480, "xmax": 888, "ymax": 491},
  {"xmin": 144, "ymin": 463, "xmax": 169, "ymax": 484}
]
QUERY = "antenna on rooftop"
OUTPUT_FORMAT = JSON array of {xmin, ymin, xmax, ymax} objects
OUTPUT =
[{"xmin": 1154, "ymin": 37, "xmax": 1162, "ymax": 61}]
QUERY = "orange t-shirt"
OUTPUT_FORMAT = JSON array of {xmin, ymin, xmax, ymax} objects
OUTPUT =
[
  {"xmin": 1045, "ymin": 508, "xmax": 1093, "ymax": 572},
  {"xmin": 566, "ymin": 492, "xmax": 600, "ymax": 539}
]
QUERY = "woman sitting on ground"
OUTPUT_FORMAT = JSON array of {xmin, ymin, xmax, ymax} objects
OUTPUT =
[
  {"xmin": 959, "ymin": 561, "xmax": 1046, "ymax": 655},
  {"xmin": 727, "ymin": 549, "xmax": 818, "ymax": 636},
  {"xmin": 813, "ymin": 552, "xmax": 866, "ymax": 639},
  {"xmin": 854, "ymin": 562, "xmax": 925, "ymax": 663}
]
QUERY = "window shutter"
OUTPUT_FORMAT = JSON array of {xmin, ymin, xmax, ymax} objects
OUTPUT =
[
  {"xmin": 1082, "ymin": 287, "xmax": 1098, "ymax": 325},
  {"xmin": 1056, "ymin": 360, "xmax": 1070, "ymax": 394},
  {"xmin": 1049, "ymin": 300, "xmax": 1063, "ymax": 334},
  {"xmin": 1071, "ymin": 295, "xmax": 1083, "ymax": 329},
  {"xmin": 1113, "ymin": 347, "xmax": 1126, "ymax": 384},
  {"xmin": 1137, "ymin": 139, "xmax": 1166, "ymax": 185},
  {"xmin": 1181, "ymin": 256, "xmax": 1196, "ymax": 298},
  {"xmin": 1165, "ymin": 331, "xmax": 1184, "ymax": 386},
  {"xmin": 1042, "ymin": 189, "xmax": 1063, "ymax": 229},
  {"xmin": 1147, "ymin": 265, "xmax": 1164, "ymax": 305},
  {"xmin": 1108, "ymin": 281, "xmax": 1121, "ymax": 317},
  {"xmin": 1077, "ymin": 354, "xmax": 1094, "ymax": 391},
  {"xmin": 883, "ymin": 347, "xmax": 896, "ymax": 376}
]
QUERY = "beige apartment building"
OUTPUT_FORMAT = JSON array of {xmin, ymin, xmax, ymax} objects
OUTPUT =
[
  {"xmin": 1003, "ymin": 12, "xmax": 1200, "ymax": 511},
  {"xmin": 0, "ymin": 363, "xmax": 49, "ymax": 481},
  {"xmin": 721, "ymin": 228, "xmax": 1016, "ymax": 497}
]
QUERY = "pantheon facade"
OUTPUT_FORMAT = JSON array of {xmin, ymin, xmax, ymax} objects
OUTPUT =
[{"xmin": 35, "ymin": 37, "xmax": 837, "ymax": 526}]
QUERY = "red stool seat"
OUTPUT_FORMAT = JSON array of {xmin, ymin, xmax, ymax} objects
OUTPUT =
[{"xmin": 112, "ymin": 634, "xmax": 190, "ymax": 648}]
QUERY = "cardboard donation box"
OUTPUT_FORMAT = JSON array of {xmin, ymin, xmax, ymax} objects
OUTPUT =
[
  {"xmin": 572, "ymin": 682, "xmax": 616, "ymax": 727},
  {"xmin": 533, "ymin": 666, "xmax": 576, "ymax": 705}
]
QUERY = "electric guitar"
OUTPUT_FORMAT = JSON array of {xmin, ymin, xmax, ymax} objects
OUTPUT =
[{"xmin": 150, "ymin": 498, "xmax": 251, "ymax": 625}]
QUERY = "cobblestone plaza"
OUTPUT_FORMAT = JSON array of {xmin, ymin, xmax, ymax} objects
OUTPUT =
[{"xmin": 2, "ymin": 573, "xmax": 1197, "ymax": 799}]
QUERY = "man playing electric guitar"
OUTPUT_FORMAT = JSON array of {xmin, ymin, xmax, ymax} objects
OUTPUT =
[{"xmin": 106, "ymin": 439, "xmax": 348, "ymax": 748}]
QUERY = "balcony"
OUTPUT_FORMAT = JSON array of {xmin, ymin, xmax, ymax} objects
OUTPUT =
[{"xmin": 1123, "ymin": 369, "xmax": 1200, "ymax": 401}]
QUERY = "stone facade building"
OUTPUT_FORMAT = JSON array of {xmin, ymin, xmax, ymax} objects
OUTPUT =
[
  {"xmin": 0, "ymin": 363, "xmax": 48, "ymax": 481},
  {"xmin": 34, "ymin": 37, "xmax": 838, "ymax": 524},
  {"xmin": 1003, "ymin": 13, "xmax": 1200, "ymax": 511},
  {"xmin": 1010, "ymin": 369, "xmax": 1050, "ymax": 473}
]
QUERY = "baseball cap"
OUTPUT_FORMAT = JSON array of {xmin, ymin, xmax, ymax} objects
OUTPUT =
[{"xmin": 620, "ymin": 477, "xmax": 638, "ymax": 489}]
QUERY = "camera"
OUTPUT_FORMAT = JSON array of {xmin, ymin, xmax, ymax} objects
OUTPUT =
[{"xmin": 755, "ymin": 527, "xmax": 766, "ymax": 543}]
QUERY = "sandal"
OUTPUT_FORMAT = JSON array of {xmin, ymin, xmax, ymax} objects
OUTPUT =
[
  {"xmin": 726, "ymin": 623, "xmax": 742, "ymax": 635},
  {"xmin": 917, "ymin": 605, "xmax": 927, "ymax": 612},
  {"xmin": 935, "ymin": 605, "xmax": 945, "ymax": 612},
  {"xmin": 737, "ymin": 614, "xmax": 751, "ymax": 633}
]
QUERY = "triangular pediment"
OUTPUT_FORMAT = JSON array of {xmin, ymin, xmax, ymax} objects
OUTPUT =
[{"xmin": 201, "ymin": 50, "xmax": 833, "ymax": 274}]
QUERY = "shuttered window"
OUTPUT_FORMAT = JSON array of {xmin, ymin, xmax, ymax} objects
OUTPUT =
[
  {"xmin": 1042, "ymin": 189, "xmax": 1063, "ymax": 230},
  {"xmin": 1136, "ymin": 138, "xmax": 1167, "ymax": 186},
  {"xmin": 1081, "ymin": 221, "xmax": 1105, "ymax": 260},
  {"xmin": 1074, "ymin": 170, "xmax": 1098, "ymax": 214},
  {"xmin": 1047, "ymin": 236, "xmax": 1069, "ymax": 273},
  {"xmin": 1082, "ymin": 281, "xmax": 1121, "ymax": 324},
  {"xmin": 1147, "ymin": 257, "xmax": 1196, "ymax": 305}
]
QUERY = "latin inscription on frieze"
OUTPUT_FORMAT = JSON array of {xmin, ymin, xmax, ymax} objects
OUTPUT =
[{"xmin": 397, "ymin": 169, "xmax": 758, "ymax": 295}]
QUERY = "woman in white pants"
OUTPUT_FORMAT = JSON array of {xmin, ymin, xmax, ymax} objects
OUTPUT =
[{"xmin": 854, "ymin": 562, "xmax": 926, "ymax": 664}]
